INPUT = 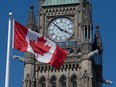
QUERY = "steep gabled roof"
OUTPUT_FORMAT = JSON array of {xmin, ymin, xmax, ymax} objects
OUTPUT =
[{"xmin": 42, "ymin": 0, "xmax": 80, "ymax": 6}]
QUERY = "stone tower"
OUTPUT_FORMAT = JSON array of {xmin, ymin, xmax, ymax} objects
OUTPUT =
[{"xmin": 23, "ymin": 0, "xmax": 103, "ymax": 87}]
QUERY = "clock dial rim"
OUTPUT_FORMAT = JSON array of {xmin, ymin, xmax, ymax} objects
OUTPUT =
[{"xmin": 48, "ymin": 17, "xmax": 74, "ymax": 42}]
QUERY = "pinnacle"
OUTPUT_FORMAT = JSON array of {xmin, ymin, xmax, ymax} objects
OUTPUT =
[
  {"xmin": 95, "ymin": 25, "xmax": 100, "ymax": 30},
  {"xmin": 30, "ymin": 5, "xmax": 34, "ymax": 9},
  {"xmin": 26, "ymin": 5, "xmax": 38, "ymax": 32}
]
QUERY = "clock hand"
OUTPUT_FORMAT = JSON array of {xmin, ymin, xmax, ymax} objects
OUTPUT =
[
  {"xmin": 52, "ymin": 22, "xmax": 63, "ymax": 31},
  {"xmin": 52, "ymin": 22, "xmax": 68, "ymax": 33}
]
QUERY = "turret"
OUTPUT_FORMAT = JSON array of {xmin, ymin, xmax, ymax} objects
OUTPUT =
[
  {"xmin": 92, "ymin": 25, "xmax": 103, "ymax": 87},
  {"xmin": 80, "ymin": 0, "xmax": 92, "ymax": 58},
  {"xmin": 23, "ymin": 6, "xmax": 37, "ymax": 87},
  {"xmin": 79, "ymin": 1, "xmax": 93, "ymax": 87}
]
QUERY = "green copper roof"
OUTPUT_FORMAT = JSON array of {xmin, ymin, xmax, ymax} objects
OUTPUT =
[{"xmin": 42, "ymin": 0, "xmax": 80, "ymax": 6}]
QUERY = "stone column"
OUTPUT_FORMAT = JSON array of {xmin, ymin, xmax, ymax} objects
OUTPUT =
[{"xmin": 23, "ymin": 52, "xmax": 35, "ymax": 87}]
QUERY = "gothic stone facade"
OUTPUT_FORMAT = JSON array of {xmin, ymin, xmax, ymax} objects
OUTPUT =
[{"xmin": 23, "ymin": 0, "xmax": 103, "ymax": 87}]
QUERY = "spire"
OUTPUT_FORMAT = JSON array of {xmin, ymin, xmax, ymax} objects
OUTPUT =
[
  {"xmin": 84, "ymin": 0, "xmax": 90, "ymax": 3},
  {"xmin": 80, "ymin": 0, "xmax": 90, "ymax": 4},
  {"xmin": 26, "ymin": 5, "xmax": 38, "ymax": 32},
  {"xmin": 92, "ymin": 25, "xmax": 103, "ymax": 52}
]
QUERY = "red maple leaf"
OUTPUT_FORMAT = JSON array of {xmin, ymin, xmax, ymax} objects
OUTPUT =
[{"xmin": 29, "ymin": 36, "xmax": 51, "ymax": 56}]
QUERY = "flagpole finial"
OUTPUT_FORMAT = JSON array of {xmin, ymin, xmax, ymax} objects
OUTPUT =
[{"xmin": 9, "ymin": 12, "xmax": 12, "ymax": 18}]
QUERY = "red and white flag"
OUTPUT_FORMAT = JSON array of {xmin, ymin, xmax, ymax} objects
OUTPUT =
[{"xmin": 13, "ymin": 20, "xmax": 68, "ymax": 69}]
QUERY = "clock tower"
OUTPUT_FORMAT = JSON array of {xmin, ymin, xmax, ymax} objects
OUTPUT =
[{"xmin": 23, "ymin": 0, "xmax": 103, "ymax": 87}]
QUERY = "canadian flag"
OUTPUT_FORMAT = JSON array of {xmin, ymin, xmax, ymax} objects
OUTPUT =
[{"xmin": 13, "ymin": 20, "xmax": 68, "ymax": 69}]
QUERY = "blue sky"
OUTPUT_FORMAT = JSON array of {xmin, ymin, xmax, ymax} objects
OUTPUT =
[{"xmin": 0, "ymin": 0, "xmax": 115, "ymax": 87}]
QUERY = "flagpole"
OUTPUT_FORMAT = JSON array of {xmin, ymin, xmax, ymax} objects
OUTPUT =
[{"xmin": 5, "ymin": 12, "xmax": 12, "ymax": 87}]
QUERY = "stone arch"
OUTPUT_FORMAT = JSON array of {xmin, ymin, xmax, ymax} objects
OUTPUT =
[
  {"xmin": 24, "ymin": 73, "xmax": 31, "ymax": 87},
  {"xmin": 50, "ymin": 75, "xmax": 57, "ymax": 87},
  {"xmin": 59, "ymin": 75, "xmax": 66, "ymax": 87},
  {"xmin": 70, "ymin": 74, "xmax": 77, "ymax": 87},
  {"xmin": 39, "ymin": 76, "xmax": 46, "ymax": 87},
  {"xmin": 82, "ymin": 70, "xmax": 89, "ymax": 87}
]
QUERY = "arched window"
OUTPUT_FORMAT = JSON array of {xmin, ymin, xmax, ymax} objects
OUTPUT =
[
  {"xmin": 72, "ymin": 80, "xmax": 77, "ymax": 87},
  {"xmin": 70, "ymin": 74, "xmax": 77, "ymax": 87},
  {"xmin": 50, "ymin": 75, "xmax": 57, "ymax": 87},
  {"xmin": 60, "ymin": 75, "xmax": 66, "ymax": 87},
  {"xmin": 41, "ymin": 82, "xmax": 46, "ymax": 87},
  {"xmin": 52, "ymin": 81, "xmax": 56, "ymax": 87},
  {"xmin": 62, "ymin": 81, "xmax": 66, "ymax": 87},
  {"xmin": 39, "ymin": 76, "xmax": 46, "ymax": 87}
]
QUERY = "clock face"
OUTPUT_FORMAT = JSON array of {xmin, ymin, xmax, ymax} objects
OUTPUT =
[{"xmin": 48, "ymin": 17, "xmax": 74, "ymax": 42}]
